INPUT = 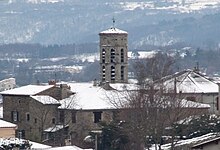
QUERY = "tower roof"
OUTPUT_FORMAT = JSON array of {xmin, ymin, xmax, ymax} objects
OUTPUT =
[{"xmin": 99, "ymin": 27, "xmax": 128, "ymax": 35}]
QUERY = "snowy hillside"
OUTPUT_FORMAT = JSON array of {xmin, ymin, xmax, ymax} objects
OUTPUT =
[{"xmin": 0, "ymin": 0, "xmax": 220, "ymax": 48}]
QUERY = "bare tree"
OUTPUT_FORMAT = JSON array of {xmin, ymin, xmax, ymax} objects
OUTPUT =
[
  {"xmin": 131, "ymin": 52, "xmax": 176, "ymax": 85},
  {"xmin": 106, "ymin": 81, "xmax": 207, "ymax": 150},
  {"xmin": 105, "ymin": 54, "xmax": 207, "ymax": 150}
]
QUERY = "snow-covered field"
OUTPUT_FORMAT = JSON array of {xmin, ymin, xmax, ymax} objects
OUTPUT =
[{"xmin": 120, "ymin": 0, "xmax": 220, "ymax": 13}]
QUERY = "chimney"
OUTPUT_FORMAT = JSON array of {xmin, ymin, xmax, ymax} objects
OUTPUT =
[
  {"xmin": 93, "ymin": 79, "xmax": 97, "ymax": 86},
  {"xmin": 48, "ymin": 80, "xmax": 56, "ymax": 85},
  {"xmin": 60, "ymin": 84, "xmax": 73, "ymax": 99}
]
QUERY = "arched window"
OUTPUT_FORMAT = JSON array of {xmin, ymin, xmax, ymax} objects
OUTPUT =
[
  {"xmin": 121, "ymin": 49, "xmax": 124, "ymax": 63},
  {"xmin": 102, "ymin": 66, "xmax": 105, "ymax": 81},
  {"xmin": 111, "ymin": 49, "xmax": 115, "ymax": 63},
  {"xmin": 111, "ymin": 66, "xmax": 115, "ymax": 81},
  {"xmin": 121, "ymin": 66, "xmax": 124, "ymax": 80},
  {"xmin": 102, "ymin": 49, "xmax": 106, "ymax": 63}
]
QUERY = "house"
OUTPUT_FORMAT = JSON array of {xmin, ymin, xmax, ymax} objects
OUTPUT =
[
  {"xmin": 0, "ymin": 119, "xmax": 17, "ymax": 138},
  {"xmin": 45, "ymin": 82, "xmax": 134, "ymax": 148},
  {"xmin": 0, "ymin": 78, "xmax": 16, "ymax": 92},
  {"xmin": 0, "ymin": 81, "xmax": 211, "ymax": 148},
  {"xmin": 0, "ymin": 84, "xmax": 72, "ymax": 142},
  {"xmin": 157, "ymin": 69, "xmax": 220, "ymax": 113},
  {"xmin": 49, "ymin": 81, "xmax": 209, "ymax": 148}
]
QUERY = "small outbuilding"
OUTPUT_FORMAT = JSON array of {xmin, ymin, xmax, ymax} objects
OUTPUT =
[{"xmin": 0, "ymin": 119, "xmax": 17, "ymax": 138}]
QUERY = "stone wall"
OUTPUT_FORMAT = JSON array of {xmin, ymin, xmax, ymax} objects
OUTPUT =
[{"xmin": 3, "ymin": 95, "xmax": 59, "ymax": 142}]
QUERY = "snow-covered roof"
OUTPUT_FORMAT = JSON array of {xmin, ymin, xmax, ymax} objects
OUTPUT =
[
  {"xmin": 192, "ymin": 136, "xmax": 220, "ymax": 148},
  {"xmin": 30, "ymin": 95, "xmax": 60, "ymax": 105},
  {"xmin": 0, "ymin": 85, "xmax": 54, "ymax": 96},
  {"xmin": 149, "ymin": 133, "xmax": 220, "ymax": 150},
  {"xmin": 59, "ymin": 82, "xmax": 130, "ymax": 110},
  {"xmin": 161, "ymin": 70, "xmax": 219, "ymax": 93},
  {"xmin": 46, "ymin": 145, "xmax": 92, "ymax": 150},
  {"xmin": 0, "ymin": 119, "xmax": 17, "ymax": 128},
  {"xmin": 59, "ymin": 81, "xmax": 210, "ymax": 110},
  {"xmin": 99, "ymin": 27, "xmax": 127, "ymax": 34},
  {"xmin": 0, "ymin": 105, "xmax": 2, "ymax": 118},
  {"xmin": 178, "ymin": 99, "xmax": 210, "ymax": 108},
  {"xmin": 44, "ymin": 125, "xmax": 68, "ymax": 132},
  {"xmin": 29, "ymin": 140, "xmax": 52, "ymax": 149}
]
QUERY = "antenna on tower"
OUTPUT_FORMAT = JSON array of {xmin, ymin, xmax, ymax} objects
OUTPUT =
[{"xmin": 112, "ymin": 17, "xmax": 115, "ymax": 28}]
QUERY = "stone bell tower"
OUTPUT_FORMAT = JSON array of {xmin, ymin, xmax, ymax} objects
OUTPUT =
[{"xmin": 99, "ymin": 22, "xmax": 128, "ymax": 83}]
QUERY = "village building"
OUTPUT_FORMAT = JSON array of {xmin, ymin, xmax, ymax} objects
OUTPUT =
[
  {"xmin": 0, "ymin": 84, "xmax": 72, "ymax": 142},
  {"xmin": 157, "ymin": 69, "xmax": 220, "ymax": 114},
  {"xmin": 0, "ymin": 78, "xmax": 16, "ymax": 92},
  {"xmin": 0, "ymin": 119, "xmax": 17, "ymax": 138},
  {"xmin": 0, "ymin": 25, "xmax": 215, "ymax": 149}
]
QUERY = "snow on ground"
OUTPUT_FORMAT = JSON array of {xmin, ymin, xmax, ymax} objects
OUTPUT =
[
  {"xmin": 0, "ymin": 138, "xmax": 91, "ymax": 150},
  {"xmin": 29, "ymin": 141, "xmax": 51, "ymax": 149},
  {"xmin": 120, "ymin": 0, "xmax": 220, "ymax": 13},
  {"xmin": 26, "ymin": 0, "xmax": 64, "ymax": 4},
  {"xmin": 0, "ymin": 138, "xmax": 51, "ymax": 149},
  {"xmin": 128, "ymin": 51, "xmax": 157, "ymax": 59}
]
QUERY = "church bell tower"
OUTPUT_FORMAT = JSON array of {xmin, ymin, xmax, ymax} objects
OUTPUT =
[{"xmin": 99, "ymin": 21, "xmax": 128, "ymax": 83}]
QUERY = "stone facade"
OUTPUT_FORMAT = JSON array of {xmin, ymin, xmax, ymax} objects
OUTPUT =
[
  {"xmin": 54, "ymin": 108, "xmax": 116, "ymax": 148},
  {"xmin": 99, "ymin": 27, "xmax": 128, "ymax": 83},
  {"xmin": 3, "ymin": 95, "xmax": 59, "ymax": 142},
  {"xmin": 2, "ymin": 84, "xmax": 72, "ymax": 142}
]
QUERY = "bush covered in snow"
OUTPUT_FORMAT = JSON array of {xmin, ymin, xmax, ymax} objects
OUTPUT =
[
  {"xmin": 0, "ymin": 138, "xmax": 31, "ymax": 150},
  {"xmin": 173, "ymin": 114, "xmax": 220, "ymax": 139}
]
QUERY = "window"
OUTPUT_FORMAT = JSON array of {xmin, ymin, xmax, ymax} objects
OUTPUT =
[
  {"xmin": 52, "ymin": 118, "xmax": 56, "ymax": 124},
  {"xmin": 186, "ymin": 96, "xmax": 196, "ymax": 101},
  {"xmin": 111, "ymin": 66, "xmax": 115, "ymax": 81},
  {"xmin": 11, "ymin": 111, "xmax": 19, "ymax": 122},
  {"xmin": 26, "ymin": 113, "xmax": 30, "ymax": 122},
  {"xmin": 59, "ymin": 110, "xmax": 65, "ymax": 123},
  {"xmin": 17, "ymin": 130, "xmax": 25, "ymax": 139},
  {"xmin": 71, "ymin": 111, "xmax": 76, "ymax": 123},
  {"xmin": 121, "ymin": 66, "xmax": 125, "ymax": 80},
  {"xmin": 216, "ymin": 97, "xmax": 219, "ymax": 111},
  {"xmin": 102, "ymin": 49, "xmax": 106, "ymax": 63},
  {"xmin": 34, "ymin": 118, "xmax": 37, "ymax": 123},
  {"xmin": 93, "ymin": 111, "xmax": 102, "ymax": 123},
  {"xmin": 121, "ymin": 49, "xmax": 124, "ymax": 63},
  {"xmin": 111, "ymin": 49, "xmax": 115, "ymax": 63},
  {"xmin": 102, "ymin": 66, "xmax": 106, "ymax": 81}
]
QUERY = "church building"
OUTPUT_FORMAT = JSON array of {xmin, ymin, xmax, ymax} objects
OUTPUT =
[{"xmin": 99, "ymin": 25, "xmax": 128, "ymax": 83}]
